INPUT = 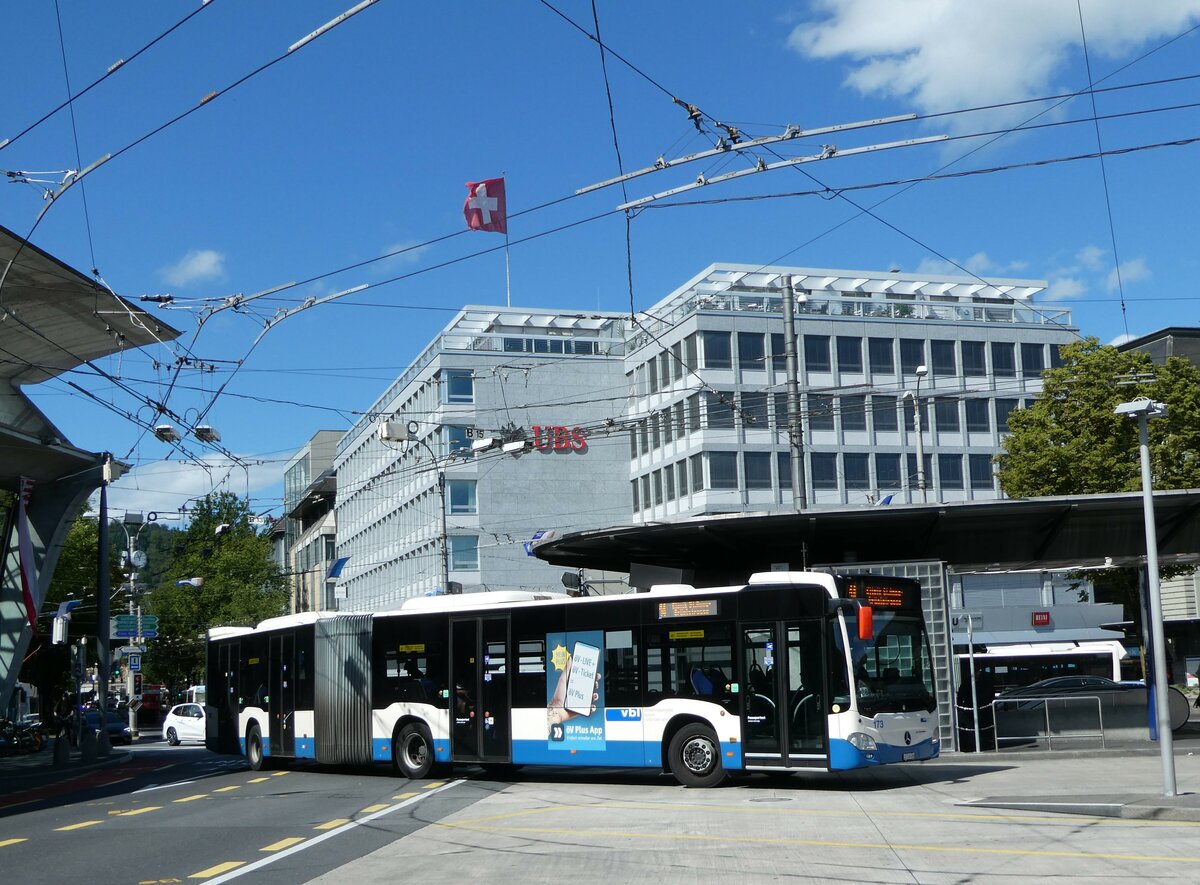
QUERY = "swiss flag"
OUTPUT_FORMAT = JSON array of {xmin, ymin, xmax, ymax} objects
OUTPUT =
[{"xmin": 463, "ymin": 177, "xmax": 507, "ymax": 233}]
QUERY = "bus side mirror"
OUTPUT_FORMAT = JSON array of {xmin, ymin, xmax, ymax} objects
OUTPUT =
[{"xmin": 857, "ymin": 606, "xmax": 874, "ymax": 641}]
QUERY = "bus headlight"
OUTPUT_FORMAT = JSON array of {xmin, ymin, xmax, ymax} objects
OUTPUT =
[{"xmin": 848, "ymin": 732, "xmax": 877, "ymax": 752}]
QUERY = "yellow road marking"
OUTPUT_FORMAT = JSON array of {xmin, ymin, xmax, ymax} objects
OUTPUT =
[
  {"xmin": 393, "ymin": 792, "xmax": 418, "ymax": 800},
  {"xmin": 423, "ymin": 781, "xmax": 445, "ymax": 789},
  {"xmin": 56, "ymin": 820, "xmax": 103, "ymax": 831},
  {"xmin": 0, "ymin": 838, "xmax": 27, "ymax": 848},
  {"xmin": 261, "ymin": 837, "xmax": 305, "ymax": 852},
  {"xmin": 248, "ymin": 777, "xmax": 270, "ymax": 783},
  {"xmin": 173, "ymin": 795, "xmax": 208, "ymax": 803},
  {"xmin": 189, "ymin": 861, "xmax": 245, "ymax": 878},
  {"xmin": 117, "ymin": 806, "xmax": 162, "ymax": 816},
  {"xmin": 315, "ymin": 818, "xmax": 350, "ymax": 830},
  {"xmin": 270, "ymin": 771, "xmax": 287, "ymax": 777},
  {"xmin": 213, "ymin": 786, "xmax": 240, "ymax": 793},
  {"xmin": 436, "ymin": 821, "xmax": 1200, "ymax": 864},
  {"xmin": 360, "ymin": 804, "xmax": 389, "ymax": 813}
]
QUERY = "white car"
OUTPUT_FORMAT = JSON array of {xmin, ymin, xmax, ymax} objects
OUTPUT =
[{"xmin": 162, "ymin": 703, "xmax": 206, "ymax": 745}]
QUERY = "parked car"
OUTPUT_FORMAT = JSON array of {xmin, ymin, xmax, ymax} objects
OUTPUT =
[
  {"xmin": 84, "ymin": 709, "xmax": 133, "ymax": 745},
  {"xmin": 162, "ymin": 703, "xmax": 206, "ymax": 745},
  {"xmin": 996, "ymin": 676, "xmax": 1132, "ymax": 699}
]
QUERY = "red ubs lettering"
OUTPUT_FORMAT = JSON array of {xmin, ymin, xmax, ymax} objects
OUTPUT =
[{"xmin": 532, "ymin": 425, "xmax": 587, "ymax": 452}]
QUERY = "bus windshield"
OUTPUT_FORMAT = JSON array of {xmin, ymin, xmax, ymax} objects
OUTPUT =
[{"xmin": 845, "ymin": 611, "xmax": 936, "ymax": 716}]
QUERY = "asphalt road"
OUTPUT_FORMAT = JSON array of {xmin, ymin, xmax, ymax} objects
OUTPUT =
[{"xmin": 0, "ymin": 742, "xmax": 499, "ymax": 885}]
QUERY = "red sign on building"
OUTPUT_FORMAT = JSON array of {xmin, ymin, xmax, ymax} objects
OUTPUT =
[
  {"xmin": 532, "ymin": 425, "xmax": 587, "ymax": 452},
  {"xmin": 1031, "ymin": 611, "xmax": 1051, "ymax": 627}
]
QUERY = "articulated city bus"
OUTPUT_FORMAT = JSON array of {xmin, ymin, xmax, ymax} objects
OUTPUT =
[{"xmin": 205, "ymin": 571, "xmax": 938, "ymax": 786}]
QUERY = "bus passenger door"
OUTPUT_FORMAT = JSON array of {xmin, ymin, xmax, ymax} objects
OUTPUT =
[
  {"xmin": 269, "ymin": 633, "xmax": 296, "ymax": 756},
  {"xmin": 740, "ymin": 621, "xmax": 827, "ymax": 768},
  {"xmin": 210, "ymin": 640, "xmax": 240, "ymax": 754},
  {"xmin": 450, "ymin": 617, "xmax": 512, "ymax": 763}
]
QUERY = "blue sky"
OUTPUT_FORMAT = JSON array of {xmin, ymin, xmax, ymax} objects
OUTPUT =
[{"xmin": 4, "ymin": 0, "xmax": 1199, "ymax": 519}]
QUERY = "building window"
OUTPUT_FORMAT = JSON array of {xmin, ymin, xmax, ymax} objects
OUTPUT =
[
  {"xmin": 804, "ymin": 335, "xmax": 831, "ymax": 372},
  {"xmin": 707, "ymin": 452, "xmax": 739, "ymax": 489},
  {"xmin": 443, "ymin": 426, "xmax": 474, "ymax": 458},
  {"xmin": 777, "ymin": 451, "xmax": 792, "ymax": 489},
  {"xmin": 629, "ymin": 428, "xmax": 638, "ymax": 459},
  {"xmin": 448, "ymin": 535, "xmax": 479, "ymax": 570},
  {"xmin": 962, "ymin": 341, "xmax": 986, "ymax": 377},
  {"xmin": 447, "ymin": 480, "xmax": 477, "ymax": 514},
  {"xmin": 811, "ymin": 453, "xmax": 838, "ymax": 490},
  {"xmin": 872, "ymin": 395, "xmax": 898, "ymax": 432},
  {"xmin": 934, "ymin": 398, "xmax": 960, "ymax": 432},
  {"xmin": 705, "ymin": 390, "xmax": 736, "ymax": 428},
  {"xmin": 444, "ymin": 369, "xmax": 474, "ymax": 404},
  {"xmin": 647, "ymin": 358, "xmax": 659, "ymax": 394},
  {"xmin": 653, "ymin": 471, "xmax": 663, "ymax": 505},
  {"xmin": 741, "ymin": 391, "xmax": 769, "ymax": 429},
  {"xmin": 931, "ymin": 340, "xmax": 956, "ymax": 377},
  {"xmin": 665, "ymin": 466, "xmax": 676, "ymax": 501},
  {"xmin": 992, "ymin": 342, "xmax": 1016, "ymax": 378},
  {"xmin": 1021, "ymin": 342, "xmax": 1045, "ymax": 378},
  {"xmin": 650, "ymin": 413, "xmax": 661, "ymax": 450},
  {"xmin": 899, "ymin": 338, "xmax": 925, "ymax": 375},
  {"xmin": 686, "ymin": 394, "xmax": 701, "ymax": 432},
  {"xmin": 836, "ymin": 337, "xmax": 863, "ymax": 373},
  {"xmin": 675, "ymin": 461, "xmax": 689, "ymax": 498},
  {"xmin": 841, "ymin": 395, "xmax": 867, "ymax": 432},
  {"xmin": 868, "ymin": 337, "xmax": 894, "ymax": 374},
  {"xmin": 995, "ymin": 398, "xmax": 1019, "ymax": 432},
  {"xmin": 684, "ymin": 333, "xmax": 698, "ymax": 370},
  {"xmin": 969, "ymin": 454, "xmax": 995, "ymax": 490},
  {"xmin": 965, "ymin": 399, "xmax": 990, "ymax": 432},
  {"xmin": 701, "ymin": 331, "xmax": 732, "ymax": 369},
  {"xmin": 640, "ymin": 475, "xmax": 651, "ymax": 511},
  {"xmin": 638, "ymin": 420, "xmax": 649, "ymax": 455},
  {"xmin": 689, "ymin": 453, "xmax": 704, "ymax": 493},
  {"xmin": 744, "ymin": 452, "xmax": 772, "ymax": 489},
  {"xmin": 662, "ymin": 407, "xmax": 674, "ymax": 444},
  {"xmin": 770, "ymin": 333, "xmax": 787, "ymax": 371},
  {"xmin": 808, "ymin": 393, "xmax": 835, "ymax": 431},
  {"xmin": 738, "ymin": 332, "xmax": 765, "ymax": 371},
  {"xmin": 875, "ymin": 453, "xmax": 901, "ymax": 489},
  {"xmin": 631, "ymin": 480, "xmax": 639, "ymax": 511},
  {"xmin": 939, "ymin": 454, "xmax": 964, "ymax": 489},
  {"xmin": 844, "ymin": 453, "xmax": 870, "ymax": 490},
  {"xmin": 1050, "ymin": 344, "xmax": 1065, "ymax": 369}
]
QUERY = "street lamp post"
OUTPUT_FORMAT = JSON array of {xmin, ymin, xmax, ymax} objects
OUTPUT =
[
  {"xmin": 904, "ymin": 365, "xmax": 929, "ymax": 503},
  {"xmin": 1115, "ymin": 396, "xmax": 1175, "ymax": 797},
  {"xmin": 380, "ymin": 420, "xmax": 450, "ymax": 594}
]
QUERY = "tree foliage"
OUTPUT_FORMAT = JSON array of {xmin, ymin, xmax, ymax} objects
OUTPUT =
[
  {"xmin": 144, "ymin": 492, "xmax": 286, "ymax": 688},
  {"xmin": 997, "ymin": 338, "xmax": 1200, "ymax": 497}
]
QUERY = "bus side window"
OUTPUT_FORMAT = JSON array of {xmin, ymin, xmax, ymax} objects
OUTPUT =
[
  {"xmin": 604, "ymin": 629, "xmax": 640, "ymax": 707},
  {"xmin": 514, "ymin": 639, "xmax": 546, "ymax": 707}
]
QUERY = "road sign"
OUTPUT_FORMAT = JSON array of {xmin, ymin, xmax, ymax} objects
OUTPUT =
[
  {"xmin": 139, "ymin": 631, "xmax": 159, "ymax": 639},
  {"xmin": 127, "ymin": 654, "xmax": 142, "ymax": 672},
  {"xmin": 139, "ymin": 615, "xmax": 159, "ymax": 630},
  {"xmin": 114, "ymin": 629, "xmax": 139, "ymax": 638}
]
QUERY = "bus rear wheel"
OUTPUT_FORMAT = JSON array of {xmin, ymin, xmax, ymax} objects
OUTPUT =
[
  {"xmin": 247, "ymin": 724, "xmax": 267, "ymax": 771},
  {"xmin": 394, "ymin": 723, "xmax": 435, "ymax": 778},
  {"xmin": 668, "ymin": 724, "xmax": 725, "ymax": 788}
]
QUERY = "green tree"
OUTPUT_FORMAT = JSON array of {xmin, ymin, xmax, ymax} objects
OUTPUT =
[
  {"xmin": 996, "ymin": 338, "xmax": 1200, "ymax": 644},
  {"xmin": 144, "ymin": 492, "xmax": 287, "ymax": 690},
  {"xmin": 997, "ymin": 338, "xmax": 1200, "ymax": 496}
]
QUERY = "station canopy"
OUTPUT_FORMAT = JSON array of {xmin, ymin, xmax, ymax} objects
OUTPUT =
[{"xmin": 534, "ymin": 491, "xmax": 1200, "ymax": 585}]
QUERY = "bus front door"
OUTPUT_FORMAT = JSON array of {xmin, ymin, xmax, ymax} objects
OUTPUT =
[
  {"xmin": 740, "ymin": 621, "xmax": 827, "ymax": 768},
  {"xmin": 450, "ymin": 616, "xmax": 512, "ymax": 763},
  {"xmin": 269, "ymin": 633, "xmax": 296, "ymax": 757}
]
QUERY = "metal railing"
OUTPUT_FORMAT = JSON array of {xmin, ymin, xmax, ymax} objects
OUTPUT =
[{"xmin": 992, "ymin": 695, "xmax": 1106, "ymax": 751}]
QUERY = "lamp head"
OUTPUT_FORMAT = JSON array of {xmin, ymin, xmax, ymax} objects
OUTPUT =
[
  {"xmin": 1114, "ymin": 397, "xmax": 1167, "ymax": 419},
  {"xmin": 915, "ymin": 364, "xmax": 928, "ymax": 379}
]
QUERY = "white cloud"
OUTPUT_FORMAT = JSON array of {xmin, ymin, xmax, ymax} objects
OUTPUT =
[
  {"xmin": 1045, "ymin": 276, "xmax": 1087, "ymax": 300},
  {"xmin": 1106, "ymin": 257, "xmax": 1150, "ymax": 292},
  {"xmin": 788, "ymin": 2, "xmax": 1200, "ymax": 131},
  {"xmin": 1076, "ymin": 244, "xmax": 1107, "ymax": 270},
  {"xmin": 963, "ymin": 251, "xmax": 994, "ymax": 274},
  {"xmin": 162, "ymin": 249, "xmax": 226, "ymax": 287},
  {"xmin": 1109, "ymin": 333, "xmax": 1136, "ymax": 347},
  {"xmin": 106, "ymin": 459, "xmax": 280, "ymax": 525},
  {"xmin": 378, "ymin": 240, "xmax": 430, "ymax": 269}
]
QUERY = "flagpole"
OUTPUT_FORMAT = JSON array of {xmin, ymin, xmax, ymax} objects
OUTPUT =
[{"xmin": 504, "ymin": 230, "xmax": 512, "ymax": 308}]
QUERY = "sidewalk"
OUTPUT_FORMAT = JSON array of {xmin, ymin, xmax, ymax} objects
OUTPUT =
[{"xmin": 0, "ymin": 737, "xmax": 131, "ymax": 795}]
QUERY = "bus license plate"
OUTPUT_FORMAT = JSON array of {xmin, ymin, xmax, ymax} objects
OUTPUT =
[{"xmin": 903, "ymin": 752, "xmax": 915, "ymax": 761}]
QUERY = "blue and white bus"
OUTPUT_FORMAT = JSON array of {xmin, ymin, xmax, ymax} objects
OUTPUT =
[{"xmin": 206, "ymin": 571, "xmax": 938, "ymax": 786}]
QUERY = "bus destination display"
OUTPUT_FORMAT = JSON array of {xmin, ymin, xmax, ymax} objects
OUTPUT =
[
  {"xmin": 657, "ymin": 599, "xmax": 719, "ymax": 620},
  {"xmin": 842, "ymin": 580, "xmax": 918, "ymax": 610}
]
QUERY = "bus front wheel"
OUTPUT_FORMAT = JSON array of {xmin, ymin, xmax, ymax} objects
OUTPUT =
[
  {"xmin": 668, "ymin": 723, "xmax": 726, "ymax": 788},
  {"xmin": 394, "ymin": 723, "xmax": 436, "ymax": 778},
  {"xmin": 247, "ymin": 724, "xmax": 266, "ymax": 771}
]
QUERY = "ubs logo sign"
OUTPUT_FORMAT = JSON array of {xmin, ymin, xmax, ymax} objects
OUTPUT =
[{"xmin": 532, "ymin": 425, "xmax": 588, "ymax": 452}]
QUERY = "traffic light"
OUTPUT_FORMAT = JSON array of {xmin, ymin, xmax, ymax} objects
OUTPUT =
[
  {"xmin": 133, "ymin": 673, "xmax": 143, "ymax": 698},
  {"xmin": 111, "ymin": 663, "xmax": 121, "ymax": 681}
]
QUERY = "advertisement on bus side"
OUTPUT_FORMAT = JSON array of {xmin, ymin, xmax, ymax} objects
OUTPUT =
[{"xmin": 546, "ymin": 630, "xmax": 606, "ymax": 750}]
